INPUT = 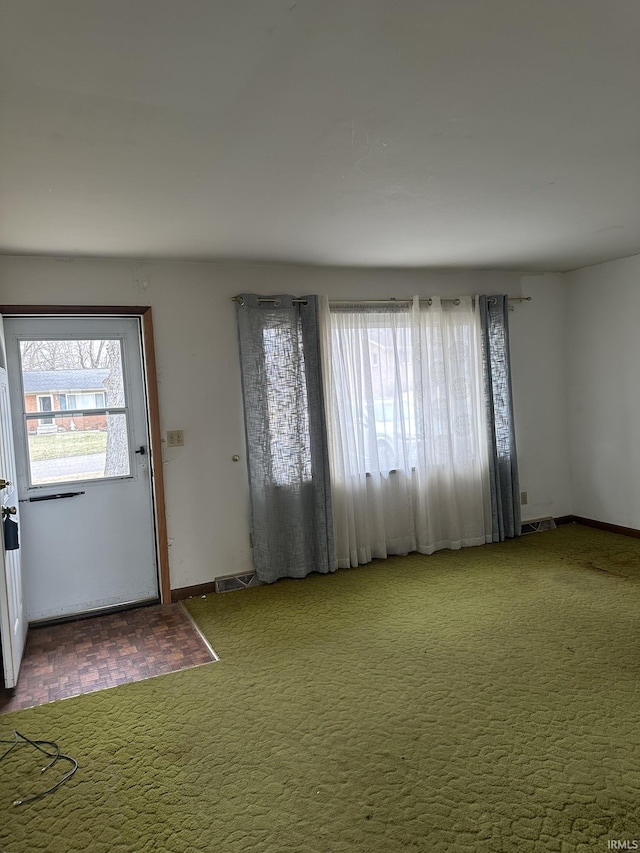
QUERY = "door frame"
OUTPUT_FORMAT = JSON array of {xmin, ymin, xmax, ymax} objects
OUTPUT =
[{"xmin": 0, "ymin": 305, "xmax": 171, "ymax": 605}]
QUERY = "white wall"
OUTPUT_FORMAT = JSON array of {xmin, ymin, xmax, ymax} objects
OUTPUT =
[
  {"xmin": 0, "ymin": 255, "xmax": 569, "ymax": 587},
  {"xmin": 566, "ymin": 253, "xmax": 640, "ymax": 527},
  {"xmin": 510, "ymin": 274, "xmax": 572, "ymax": 522}
]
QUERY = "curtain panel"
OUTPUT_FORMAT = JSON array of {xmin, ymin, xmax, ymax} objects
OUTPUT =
[
  {"xmin": 479, "ymin": 295, "xmax": 521, "ymax": 540},
  {"xmin": 320, "ymin": 296, "xmax": 493, "ymax": 568},
  {"xmin": 235, "ymin": 294, "xmax": 335, "ymax": 583}
]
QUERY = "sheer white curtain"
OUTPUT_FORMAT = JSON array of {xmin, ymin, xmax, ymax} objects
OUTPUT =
[{"xmin": 320, "ymin": 296, "xmax": 492, "ymax": 568}]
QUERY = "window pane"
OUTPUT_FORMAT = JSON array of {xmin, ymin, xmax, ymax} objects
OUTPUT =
[
  {"xmin": 328, "ymin": 306, "xmax": 487, "ymax": 476},
  {"xmin": 19, "ymin": 339, "xmax": 125, "ymax": 414},
  {"xmin": 72, "ymin": 392, "xmax": 104, "ymax": 408},
  {"xmin": 27, "ymin": 412, "xmax": 130, "ymax": 485}
]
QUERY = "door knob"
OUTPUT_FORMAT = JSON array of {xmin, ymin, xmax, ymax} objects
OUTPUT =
[
  {"xmin": 2, "ymin": 506, "xmax": 16, "ymax": 517},
  {"xmin": 0, "ymin": 479, "xmax": 11, "ymax": 490},
  {"xmin": 135, "ymin": 446, "xmax": 146, "ymax": 456}
]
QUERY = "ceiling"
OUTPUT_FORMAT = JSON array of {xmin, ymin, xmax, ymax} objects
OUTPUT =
[{"xmin": 1, "ymin": 0, "xmax": 639, "ymax": 271}]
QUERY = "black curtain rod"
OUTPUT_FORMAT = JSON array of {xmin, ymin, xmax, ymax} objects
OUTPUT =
[
  {"xmin": 231, "ymin": 296, "xmax": 308, "ymax": 306},
  {"xmin": 231, "ymin": 295, "xmax": 532, "ymax": 306}
]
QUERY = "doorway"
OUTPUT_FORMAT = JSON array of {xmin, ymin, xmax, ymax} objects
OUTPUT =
[{"xmin": 4, "ymin": 315, "xmax": 163, "ymax": 623}]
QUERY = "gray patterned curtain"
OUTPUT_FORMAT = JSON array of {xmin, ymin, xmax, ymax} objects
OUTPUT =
[
  {"xmin": 235, "ymin": 294, "xmax": 336, "ymax": 583},
  {"xmin": 479, "ymin": 295, "xmax": 521, "ymax": 541}
]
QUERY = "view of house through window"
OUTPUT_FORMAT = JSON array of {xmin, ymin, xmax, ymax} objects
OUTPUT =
[{"xmin": 19, "ymin": 338, "xmax": 131, "ymax": 485}]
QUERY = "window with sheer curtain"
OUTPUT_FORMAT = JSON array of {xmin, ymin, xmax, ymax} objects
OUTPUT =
[{"xmin": 320, "ymin": 296, "xmax": 493, "ymax": 568}]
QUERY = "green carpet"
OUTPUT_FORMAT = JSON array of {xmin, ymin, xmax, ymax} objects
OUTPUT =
[{"xmin": 2, "ymin": 524, "xmax": 640, "ymax": 852}]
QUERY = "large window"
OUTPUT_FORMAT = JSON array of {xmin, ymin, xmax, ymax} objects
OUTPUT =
[
  {"xmin": 322, "ymin": 296, "xmax": 492, "ymax": 567},
  {"xmin": 325, "ymin": 299, "xmax": 485, "ymax": 477}
]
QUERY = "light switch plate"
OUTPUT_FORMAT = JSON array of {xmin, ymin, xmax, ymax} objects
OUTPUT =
[{"xmin": 166, "ymin": 429, "xmax": 184, "ymax": 447}]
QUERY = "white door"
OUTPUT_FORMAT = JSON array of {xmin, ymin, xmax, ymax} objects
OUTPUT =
[
  {"xmin": 0, "ymin": 315, "xmax": 27, "ymax": 687},
  {"xmin": 5, "ymin": 317, "xmax": 158, "ymax": 622}
]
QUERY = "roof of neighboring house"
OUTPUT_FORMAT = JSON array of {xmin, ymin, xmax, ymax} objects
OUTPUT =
[{"xmin": 22, "ymin": 369, "xmax": 110, "ymax": 393}]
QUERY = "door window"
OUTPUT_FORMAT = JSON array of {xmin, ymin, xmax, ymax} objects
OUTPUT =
[{"xmin": 18, "ymin": 338, "xmax": 132, "ymax": 486}]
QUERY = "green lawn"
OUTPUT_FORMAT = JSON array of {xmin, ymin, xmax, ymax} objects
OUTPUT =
[{"xmin": 28, "ymin": 431, "xmax": 108, "ymax": 460}]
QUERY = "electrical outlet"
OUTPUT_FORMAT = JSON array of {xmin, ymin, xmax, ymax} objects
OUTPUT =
[
  {"xmin": 520, "ymin": 491, "xmax": 528, "ymax": 505},
  {"xmin": 166, "ymin": 429, "xmax": 184, "ymax": 447}
]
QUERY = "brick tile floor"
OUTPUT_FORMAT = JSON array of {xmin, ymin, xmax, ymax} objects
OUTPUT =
[{"xmin": 0, "ymin": 603, "xmax": 217, "ymax": 715}]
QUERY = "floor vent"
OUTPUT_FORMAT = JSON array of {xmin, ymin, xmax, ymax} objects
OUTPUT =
[
  {"xmin": 521, "ymin": 517, "xmax": 557, "ymax": 535},
  {"xmin": 214, "ymin": 573, "xmax": 262, "ymax": 593}
]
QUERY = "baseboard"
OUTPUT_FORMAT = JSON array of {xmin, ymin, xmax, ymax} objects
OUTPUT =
[
  {"xmin": 571, "ymin": 516, "xmax": 640, "ymax": 539},
  {"xmin": 171, "ymin": 581, "xmax": 217, "ymax": 603},
  {"xmin": 169, "ymin": 515, "xmax": 638, "ymax": 601}
]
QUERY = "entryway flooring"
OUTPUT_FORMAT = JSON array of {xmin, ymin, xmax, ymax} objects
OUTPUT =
[{"xmin": 0, "ymin": 602, "xmax": 217, "ymax": 715}]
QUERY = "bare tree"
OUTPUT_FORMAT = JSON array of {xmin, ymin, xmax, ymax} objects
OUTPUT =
[{"xmin": 20, "ymin": 339, "xmax": 109, "ymax": 371}]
